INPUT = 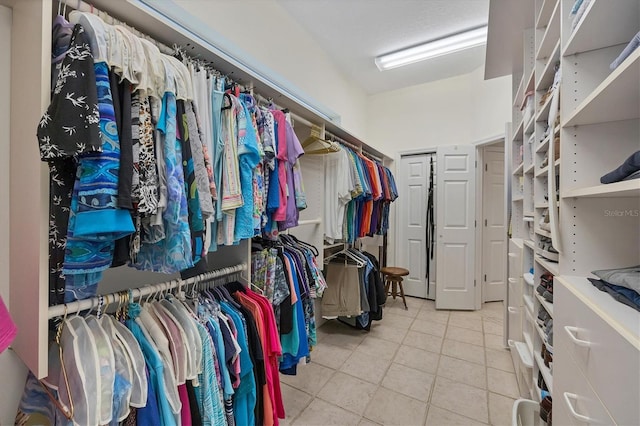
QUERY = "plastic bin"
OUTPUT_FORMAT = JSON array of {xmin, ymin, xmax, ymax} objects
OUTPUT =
[{"xmin": 512, "ymin": 398, "xmax": 541, "ymax": 426}]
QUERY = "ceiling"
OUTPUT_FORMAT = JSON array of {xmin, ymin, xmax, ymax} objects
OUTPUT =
[{"xmin": 277, "ymin": 0, "xmax": 490, "ymax": 94}]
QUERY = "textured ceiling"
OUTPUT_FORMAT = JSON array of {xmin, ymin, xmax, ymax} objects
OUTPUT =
[{"xmin": 277, "ymin": 0, "xmax": 490, "ymax": 94}]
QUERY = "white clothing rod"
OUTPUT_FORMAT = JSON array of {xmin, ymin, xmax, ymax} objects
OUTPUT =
[
  {"xmin": 297, "ymin": 218, "xmax": 322, "ymax": 226},
  {"xmin": 60, "ymin": 0, "xmax": 175, "ymax": 55},
  {"xmin": 48, "ymin": 263, "xmax": 247, "ymax": 319}
]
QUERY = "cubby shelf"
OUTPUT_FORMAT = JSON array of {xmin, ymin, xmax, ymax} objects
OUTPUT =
[
  {"xmin": 536, "ymin": 40, "xmax": 560, "ymax": 90},
  {"xmin": 535, "ymin": 293, "xmax": 554, "ymax": 317},
  {"xmin": 562, "ymin": 179, "xmax": 640, "ymax": 199},
  {"xmin": 536, "ymin": 0, "xmax": 560, "ymax": 60},
  {"xmin": 535, "ymin": 255, "xmax": 559, "ymax": 276},
  {"xmin": 534, "ymin": 352, "xmax": 554, "ymax": 393},
  {"xmin": 536, "ymin": 0, "xmax": 557, "ymax": 30},
  {"xmin": 563, "ymin": 48, "xmax": 640, "ymax": 127},
  {"xmin": 563, "ymin": 0, "xmax": 640, "ymax": 57}
]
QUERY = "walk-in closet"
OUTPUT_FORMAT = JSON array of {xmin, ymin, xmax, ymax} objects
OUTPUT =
[{"xmin": 0, "ymin": 0, "xmax": 637, "ymax": 425}]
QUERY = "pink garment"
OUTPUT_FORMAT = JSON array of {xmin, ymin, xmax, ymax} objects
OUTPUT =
[
  {"xmin": 178, "ymin": 384, "xmax": 192, "ymax": 426},
  {"xmin": 270, "ymin": 110, "xmax": 288, "ymax": 221},
  {"xmin": 246, "ymin": 289, "xmax": 285, "ymax": 423},
  {"xmin": 0, "ymin": 296, "xmax": 17, "ymax": 353}
]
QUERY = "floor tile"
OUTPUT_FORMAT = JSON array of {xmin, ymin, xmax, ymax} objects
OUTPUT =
[
  {"xmin": 393, "ymin": 344, "xmax": 440, "ymax": 374},
  {"xmin": 430, "ymin": 377, "xmax": 489, "ymax": 424},
  {"xmin": 381, "ymin": 362, "xmax": 435, "ymax": 402},
  {"xmin": 416, "ymin": 308, "xmax": 450, "ymax": 324},
  {"xmin": 483, "ymin": 319, "xmax": 504, "ymax": 335},
  {"xmin": 445, "ymin": 325, "xmax": 484, "ymax": 346},
  {"xmin": 403, "ymin": 330, "xmax": 443, "ymax": 353},
  {"xmin": 321, "ymin": 330, "xmax": 366, "ymax": 351},
  {"xmin": 404, "ymin": 296, "xmax": 428, "ymax": 309},
  {"xmin": 385, "ymin": 300, "xmax": 420, "ymax": 318},
  {"xmin": 381, "ymin": 312, "xmax": 415, "ymax": 330},
  {"xmin": 364, "ymin": 387, "xmax": 428, "ymax": 426},
  {"xmin": 409, "ymin": 318, "xmax": 447, "ymax": 337},
  {"xmin": 358, "ymin": 418, "xmax": 381, "ymax": 426},
  {"xmin": 310, "ymin": 343, "xmax": 353, "ymax": 370},
  {"xmin": 293, "ymin": 398, "xmax": 361, "ymax": 425},
  {"xmin": 280, "ymin": 363, "xmax": 334, "ymax": 395},
  {"xmin": 340, "ymin": 350, "xmax": 391, "ymax": 385},
  {"xmin": 441, "ymin": 339, "xmax": 485, "ymax": 365},
  {"xmin": 367, "ymin": 323, "xmax": 408, "ymax": 344},
  {"xmin": 280, "ymin": 383, "xmax": 313, "ymax": 423},
  {"xmin": 487, "ymin": 368, "xmax": 520, "ymax": 399},
  {"xmin": 317, "ymin": 372, "xmax": 377, "ymax": 415},
  {"xmin": 356, "ymin": 336, "xmax": 400, "ymax": 360},
  {"xmin": 425, "ymin": 405, "xmax": 488, "ymax": 426},
  {"xmin": 484, "ymin": 333, "xmax": 506, "ymax": 350},
  {"xmin": 485, "ymin": 348, "xmax": 514, "ymax": 373},
  {"xmin": 448, "ymin": 312, "xmax": 484, "ymax": 331},
  {"xmin": 481, "ymin": 302, "xmax": 504, "ymax": 319},
  {"xmin": 436, "ymin": 355, "xmax": 487, "ymax": 389},
  {"xmin": 489, "ymin": 392, "xmax": 515, "ymax": 426}
]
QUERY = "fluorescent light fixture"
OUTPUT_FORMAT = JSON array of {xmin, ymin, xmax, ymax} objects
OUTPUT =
[{"xmin": 375, "ymin": 26, "xmax": 488, "ymax": 71}]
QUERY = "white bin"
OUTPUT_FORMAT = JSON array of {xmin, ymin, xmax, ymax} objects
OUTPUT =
[{"xmin": 512, "ymin": 398, "xmax": 541, "ymax": 426}]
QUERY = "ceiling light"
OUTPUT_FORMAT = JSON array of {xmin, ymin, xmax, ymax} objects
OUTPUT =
[{"xmin": 375, "ymin": 26, "xmax": 488, "ymax": 71}]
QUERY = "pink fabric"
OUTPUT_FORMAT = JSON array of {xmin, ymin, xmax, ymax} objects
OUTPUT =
[
  {"xmin": 178, "ymin": 384, "xmax": 192, "ymax": 426},
  {"xmin": 270, "ymin": 110, "xmax": 288, "ymax": 221},
  {"xmin": 246, "ymin": 289, "xmax": 285, "ymax": 422},
  {"xmin": 0, "ymin": 296, "xmax": 16, "ymax": 354}
]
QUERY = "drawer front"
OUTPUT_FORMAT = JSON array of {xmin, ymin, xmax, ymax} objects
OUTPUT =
[
  {"xmin": 557, "ymin": 282, "xmax": 640, "ymax": 426},
  {"xmin": 508, "ymin": 240, "xmax": 523, "ymax": 279},
  {"xmin": 554, "ymin": 338, "xmax": 616, "ymax": 426},
  {"xmin": 507, "ymin": 304, "xmax": 522, "ymax": 343},
  {"xmin": 508, "ymin": 278, "xmax": 522, "ymax": 307}
]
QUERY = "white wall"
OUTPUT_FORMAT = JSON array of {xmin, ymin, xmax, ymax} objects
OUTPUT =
[
  {"xmin": 173, "ymin": 0, "xmax": 369, "ymax": 139},
  {"xmin": 0, "ymin": 5, "xmax": 28, "ymax": 424},
  {"xmin": 365, "ymin": 66, "xmax": 512, "ymax": 154}
]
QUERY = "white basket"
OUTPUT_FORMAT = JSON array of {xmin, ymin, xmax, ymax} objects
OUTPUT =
[{"xmin": 512, "ymin": 398, "xmax": 541, "ymax": 426}]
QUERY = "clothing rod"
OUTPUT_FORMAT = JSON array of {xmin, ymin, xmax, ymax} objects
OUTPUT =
[
  {"xmin": 60, "ymin": 0, "xmax": 175, "ymax": 55},
  {"xmin": 297, "ymin": 218, "xmax": 322, "ymax": 226},
  {"xmin": 253, "ymin": 93, "xmax": 316, "ymax": 129},
  {"xmin": 47, "ymin": 263, "xmax": 247, "ymax": 319},
  {"xmin": 325, "ymin": 131, "xmax": 383, "ymax": 162}
]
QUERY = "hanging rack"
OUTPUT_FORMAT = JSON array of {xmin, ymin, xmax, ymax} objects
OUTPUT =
[
  {"xmin": 59, "ymin": 0, "xmax": 175, "ymax": 55},
  {"xmin": 47, "ymin": 263, "xmax": 247, "ymax": 319},
  {"xmin": 324, "ymin": 130, "xmax": 384, "ymax": 163}
]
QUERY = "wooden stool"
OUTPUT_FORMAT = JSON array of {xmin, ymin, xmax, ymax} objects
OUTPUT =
[{"xmin": 381, "ymin": 267, "xmax": 410, "ymax": 310}]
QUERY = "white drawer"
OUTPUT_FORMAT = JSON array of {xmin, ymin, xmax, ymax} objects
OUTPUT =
[
  {"xmin": 507, "ymin": 304, "xmax": 522, "ymax": 343},
  {"xmin": 557, "ymin": 281, "xmax": 640, "ymax": 426},
  {"xmin": 554, "ymin": 337, "xmax": 617, "ymax": 426},
  {"xmin": 508, "ymin": 278, "xmax": 523, "ymax": 307},
  {"xmin": 509, "ymin": 253, "xmax": 522, "ymax": 279}
]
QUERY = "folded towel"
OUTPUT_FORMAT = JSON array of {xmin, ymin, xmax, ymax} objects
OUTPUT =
[
  {"xmin": 601, "ymin": 151, "xmax": 640, "ymax": 184},
  {"xmin": 592, "ymin": 264, "xmax": 640, "ymax": 293},
  {"xmin": 610, "ymin": 31, "xmax": 640, "ymax": 70},
  {"xmin": 0, "ymin": 295, "xmax": 17, "ymax": 353},
  {"xmin": 588, "ymin": 278, "xmax": 640, "ymax": 312}
]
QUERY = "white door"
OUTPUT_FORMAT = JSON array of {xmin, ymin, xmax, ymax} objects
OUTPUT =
[
  {"xmin": 483, "ymin": 148, "xmax": 506, "ymax": 302},
  {"xmin": 436, "ymin": 145, "xmax": 476, "ymax": 310},
  {"xmin": 397, "ymin": 154, "xmax": 428, "ymax": 298}
]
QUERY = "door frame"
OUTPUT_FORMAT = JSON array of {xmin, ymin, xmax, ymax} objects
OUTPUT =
[{"xmin": 474, "ymin": 135, "xmax": 507, "ymax": 309}]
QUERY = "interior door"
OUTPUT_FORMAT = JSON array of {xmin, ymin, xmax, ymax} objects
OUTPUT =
[
  {"xmin": 483, "ymin": 148, "xmax": 506, "ymax": 302},
  {"xmin": 436, "ymin": 145, "xmax": 476, "ymax": 310},
  {"xmin": 397, "ymin": 154, "xmax": 428, "ymax": 298}
]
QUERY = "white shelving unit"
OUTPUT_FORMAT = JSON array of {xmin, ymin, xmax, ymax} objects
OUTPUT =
[{"xmin": 491, "ymin": 0, "xmax": 640, "ymax": 422}]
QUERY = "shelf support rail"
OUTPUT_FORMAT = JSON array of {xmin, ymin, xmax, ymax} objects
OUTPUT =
[{"xmin": 47, "ymin": 263, "xmax": 247, "ymax": 319}]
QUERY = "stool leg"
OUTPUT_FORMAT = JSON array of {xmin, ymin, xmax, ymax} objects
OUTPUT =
[
  {"xmin": 398, "ymin": 279, "xmax": 408, "ymax": 310},
  {"xmin": 384, "ymin": 279, "xmax": 390, "ymax": 297},
  {"xmin": 392, "ymin": 281, "xmax": 397, "ymax": 299}
]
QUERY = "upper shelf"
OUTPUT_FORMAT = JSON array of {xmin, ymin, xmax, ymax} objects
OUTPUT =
[
  {"xmin": 535, "ymin": 0, "xmax": 560, "ymax": 60},
  {"xmin": 536, "ymin": 0, "xmax": 558, "ymax": 30},
  {"xmin": 536, "ymin": 40, "xmax": 560, "ymax": 91},
  {"xmin": 563, "ymin": 0, "xmax": 640, "ymax": 57},
  {"xmin": 563, "ymin": 48, "xmax": 640, "ymax": 127},
  {"xmin": 562, "ymin": 179, "xmax": 640, "ymax": 199}
]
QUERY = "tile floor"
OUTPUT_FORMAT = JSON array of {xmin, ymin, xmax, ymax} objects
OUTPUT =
[{"xmin": 279, "ymin": 297, "xmax": 519, "ymax": 426}]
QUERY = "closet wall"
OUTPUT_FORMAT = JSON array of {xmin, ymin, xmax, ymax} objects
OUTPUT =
[
  {"xmin": 0, "ymin": 5, "xmax": 28, "ymax": 423},
  {"xmin": 171, "ymin": 0, "xmax": 369, "ymax": 138},
  {"xmin": 366, "ymin": 66, "xmax": 512, "ymax": 154}
]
